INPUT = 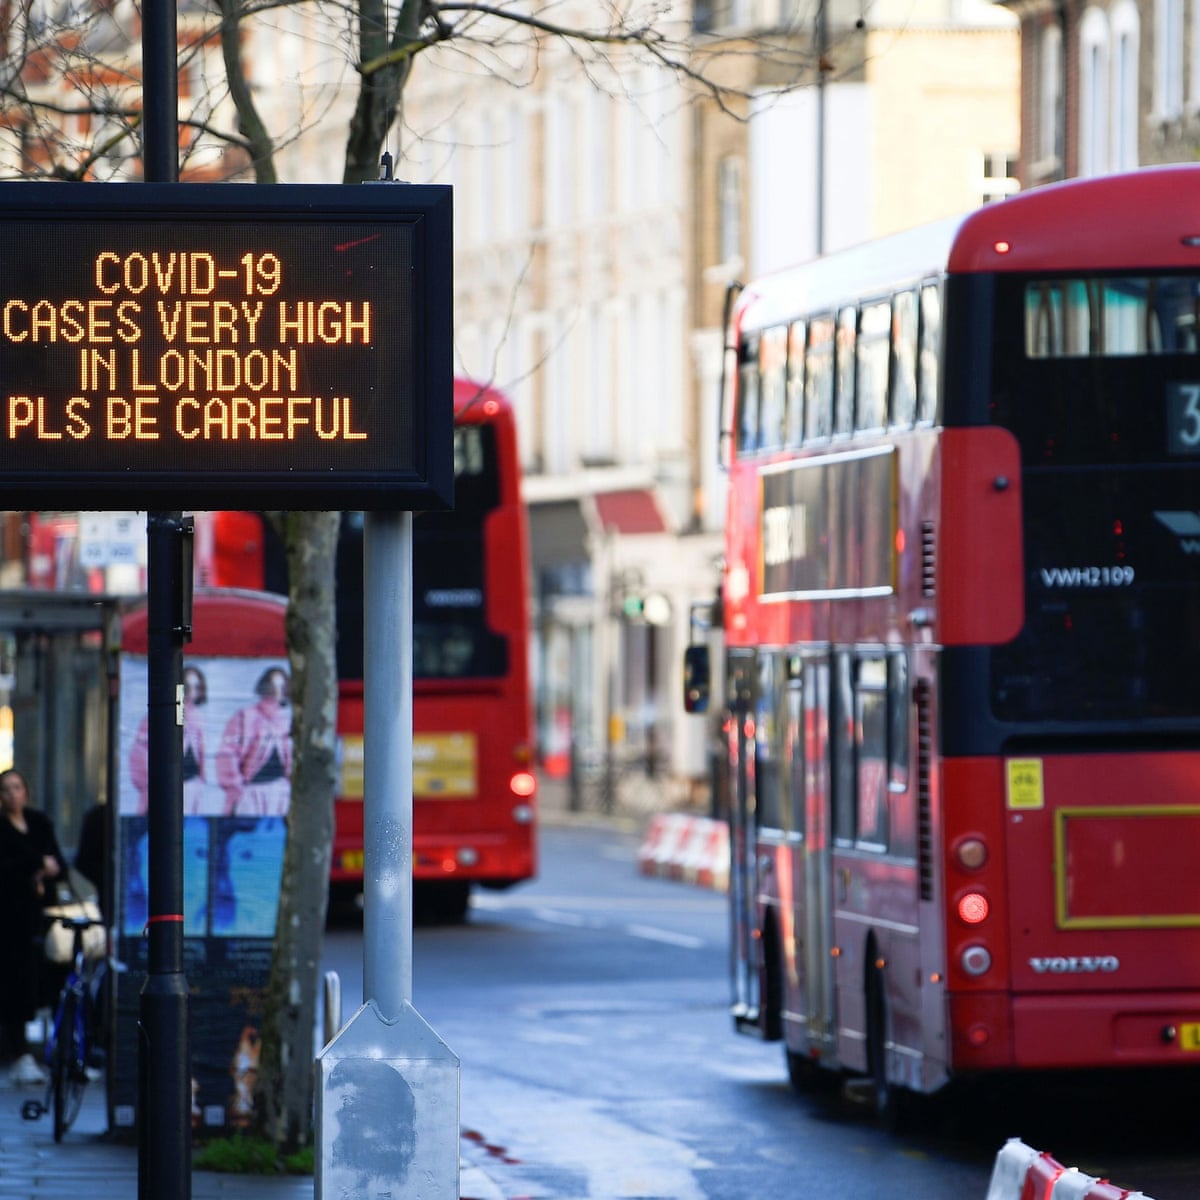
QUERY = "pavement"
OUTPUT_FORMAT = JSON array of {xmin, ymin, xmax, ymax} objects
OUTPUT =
[
  {"xmin": 0, "ymin": 769, "xmax": 685, "ymax": 1199},
  {"xmin": 0, "ymin": 1063, "xmax": 508, "ymax": 1199}
]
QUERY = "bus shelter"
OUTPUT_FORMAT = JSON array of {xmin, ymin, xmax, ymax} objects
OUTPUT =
[{"xmin": 0, "ymin": 590, "xmax": 121, "ymax": 1125}]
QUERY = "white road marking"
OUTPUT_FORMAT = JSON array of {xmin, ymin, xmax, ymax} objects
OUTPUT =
[
  {"xmin": 624, "ymin": 924, "xmax": 705, "ymax": 949},
  {"xmin": 532, "ymin": 907, "xmax": 588, "ymax": 927}
]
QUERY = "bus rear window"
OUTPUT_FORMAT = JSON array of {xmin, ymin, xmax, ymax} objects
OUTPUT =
[
  {"xmin": 1026, "ymin": 276, "xmax": 1200, "ymax": 358},
  {"xmin": 336, "ymin": 424, "xmax": 509, "ymax": 681},
  {"xmin": 990, "ymin": 274, "xmax": 1200, "ymax": 724},
  {"xmin": 994, "ymin": 274, "xmax": 1200, "ymax": 465}
]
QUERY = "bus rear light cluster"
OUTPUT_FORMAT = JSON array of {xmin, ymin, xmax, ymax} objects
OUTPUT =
[
  {"xmin": 512, "ymin": 803, "xmax": 535, "ymax": 824},
  {"xmin": 957, "ymin": 891, "xmax": 990, "ymax": 924},
  {"xmin": 456, "ymin": 846, "xmax": 479, "ymax": 867},
  {"xmin": 960, "ymin": 945, "xmax": 992, "ymax": 977}
]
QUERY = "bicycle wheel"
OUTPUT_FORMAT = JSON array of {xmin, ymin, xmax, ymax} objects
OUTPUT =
[{"xmin": 51, "ymin": 992, "xmax": 86, "ymax": 1142}]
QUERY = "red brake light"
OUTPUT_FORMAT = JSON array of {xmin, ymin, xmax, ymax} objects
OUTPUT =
[
  {"xmin": 510, "ymin": 771, "xmax": 536, "ymax": 798},
  {"xmin": 957, "ymin": 892, "xmax": 990, "ymax": 924}
]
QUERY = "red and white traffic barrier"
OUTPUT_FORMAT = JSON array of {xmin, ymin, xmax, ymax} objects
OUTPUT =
[
  {"xmin": 637, "ymin": 813, "xmax": 729, "ymax": 892},
  {"xmin": 986, "ymin": 1139, "xmax": 1153, "ymax": 1200}
]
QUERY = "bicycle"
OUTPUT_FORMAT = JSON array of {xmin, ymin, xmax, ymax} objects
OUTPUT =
[{"xmin": 20, "ymin": 911, "xmax": 108, "ymax": 1142}]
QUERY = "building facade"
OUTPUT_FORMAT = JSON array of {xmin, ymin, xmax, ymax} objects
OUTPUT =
[
  {"xmin": 1003, "ymin": 0, "xmax": 1200, "ymax": 184},
  {"xmin": 0, "ymin": 0, "xmax": 1019, "ymax": 799}
]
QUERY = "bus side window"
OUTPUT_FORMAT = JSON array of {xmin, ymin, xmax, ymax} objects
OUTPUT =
[
  {"xmin": 917, "ymin": 283, "xmax": 941, "ymax": 425},
  {"xmin": 856, "ymin": 301, "xmax": 890, "ymax": 432},
  {"xmin": 759, "ymin": 327, "xmax": 788, "ymax": 453},
  {"xmin": 832, "ymin": 652, "xmax": 855, "ymax": 846},
  {"xmin": 888, "ymin": 651, "xmax": 909, "ymax": 792},
  {"xmin": 888, "ymin": 652, "xmax": 916, "ymax": 860},
  {"xmin": 890, "ymin": 290, "xmax": 918, "ymax": 428},
  {"xmin": 805, "ymin": 316, "xmax": 835, "ymax": 442},
  {"xmin": 785, "ymin": 320, "xmax": 806, "ymax": 447},
  {"xmin": 756, "ymin": 653, "xmax": 786, "ymax": 833},
  {"xmin": 855, "ymin": 655, "xmax": 888, "ymax": 851},
  {"xmin": 835, "ymin": 306, "xmax": 856, "ymax": 436},
  {"xmin": 786, "ymin": 654, "xmax": 805, "ymax": 838},
  {"xmin": 737, "ymin": 333, "xmax": 761, "ymax": 456}
]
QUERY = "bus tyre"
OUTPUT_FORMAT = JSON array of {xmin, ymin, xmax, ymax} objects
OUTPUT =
[
  {"xmin": 866, "ymin": 962, "xmax": 910, "ymax": 1133},
  {"xmin": 785, "ymin": 1046, "xmax": 823, "ymax": 1093},
  {"xmin": 418, "ymin": 881, "xmax": 471, "ymax": 924},
  {"xmin": 761, "ymin": 919, "xmax": 783, "ymax": 1041}
]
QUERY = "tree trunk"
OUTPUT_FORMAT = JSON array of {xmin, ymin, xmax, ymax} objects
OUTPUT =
[
  {"xmin": 256, "ymin": 509, "xmax": 340, "ymax": 1150},
  {"xmin": 343, "ymin": 0, "xmax": 422, "ymax": 183}
]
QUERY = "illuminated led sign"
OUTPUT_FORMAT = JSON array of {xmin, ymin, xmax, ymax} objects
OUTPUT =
[{"xmin": 0, "ymin": 182, "xmax": 452, "ymax": 509}]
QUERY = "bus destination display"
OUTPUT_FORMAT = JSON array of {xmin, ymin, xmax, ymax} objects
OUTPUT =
[{"xmin": 0, "ymin": 183, "xmax": 453, "ymax": 509}]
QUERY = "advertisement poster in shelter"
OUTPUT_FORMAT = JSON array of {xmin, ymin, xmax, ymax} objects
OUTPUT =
[{"xmin": 110, "ymin": 652, "xmax": 291, "ymax": 1136}]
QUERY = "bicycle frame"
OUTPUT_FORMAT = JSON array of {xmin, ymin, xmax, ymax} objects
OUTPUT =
[{"xmin": 20, "ymin": 915, "xmax": 107, "ymax": 1142}]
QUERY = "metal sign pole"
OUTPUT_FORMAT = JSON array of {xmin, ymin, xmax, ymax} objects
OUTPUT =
[
  {"xmin": 139, "ymin": 1, "xmax": 192, "ymax": 1196},
  {"xmin": 139, "ymin": 514, "xmax": 192, "ymax": 1200},
  {"xmin": 363, "ymin": 509, "xmax": 413, "ymax": 1011},
  {"xmin": 315, "ymin": 510, "xmax": 460, "ymax": 1199}
]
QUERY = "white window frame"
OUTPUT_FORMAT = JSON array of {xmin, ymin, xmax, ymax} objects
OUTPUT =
[
  {"xmin": 1111, "ymin": 0, "xmax": 1140, "ymax": 170},
  {"xmin": 1037, "ymin": 24, "xmax": 1063, "ymax": 170},
  {"xmin": 717, "ymin": 154, "xmax": 743, "ymax": 268},
  {"xmin": 1156, "ymin": 0, "xmax": 1184, "ymax": 119},
  {"xmin": 978, "ymin": 149, "xmax": 1019, "ymax": 204},
  {"xmin": 1079, "ymin": 7, "xmax": 1110, "ymax": 177}
]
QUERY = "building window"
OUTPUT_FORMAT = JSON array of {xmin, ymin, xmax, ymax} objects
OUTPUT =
[
  {"xmin": 1111, "ymin": 0, "xmax": 1139, "ymax": 169},
  {"xmin": 1156, "ymin": 0, "xmax": 1184, "ymax": 118},
  {"xmin": 1037, "ymin": 24, "xmax": 1063, "ymax": 171},
  {"xmin": 1193, "ymin": 0, "xmax": 1200, "ymax": 111},
  {"xmin": 979, "ymin": 150, "xmax": 1019, "ymax": 203},
  {"xmin": 717, "ymin": 155, "xmax": 743, "ymax": 268},
  {"xmin": 1080, "ymin": 7, "xmax": 1110, "ymax": 176}
]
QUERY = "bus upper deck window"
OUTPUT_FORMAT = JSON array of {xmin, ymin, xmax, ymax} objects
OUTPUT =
[
  {"xmin": 856, "ymin": 300, "xmax": 890, "ymax": 432},
  {"xmin": 890, "ymin": 290, "xmax": 918, "ymax": 428},
  {"xmin": 917, "ymin": 283, "xmax": 941, "ymax": 424},
  {"xmin": 835, "ymin": 307, "xmax": 856, "ymax": 436},
  {"xmin": 1026, "ymin": 276, "xmax": 1200, "ymax": 358},
  {"xmin": 759, "ymin": 327, "xmax": 788, "ymax": 453},
  {"xmin": 785, "ymin": 320, "xmax": 806, "ymax": 447},
  {"xmin": 805, "ymin": 316, "xmax": 835, "ymax": 442},
  {"xmin": 737, "ymin": 334, "xmax": 761, "ymax": 456}
]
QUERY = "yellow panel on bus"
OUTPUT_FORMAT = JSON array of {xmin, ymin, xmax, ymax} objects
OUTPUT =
[
  {"xmin": 338, "ymin": 732, "xmax": 478, "ymax": 799},
  {"xmin": 414, "ymin": 732, "xmax": 477, "ymax": 799},
  {"xmin": 338, "ymin": 735, "xmax": 365, "ymax": 799}
]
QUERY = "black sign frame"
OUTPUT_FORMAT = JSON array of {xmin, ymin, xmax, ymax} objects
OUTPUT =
[{"xmin": 0, "ymin": 182, "xmax": 453, "ymax": 510}]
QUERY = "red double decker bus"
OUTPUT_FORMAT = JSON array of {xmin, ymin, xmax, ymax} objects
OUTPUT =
[
  {"xmin": 197, "ymin": 378, "xmax": 537, "ymax": 921},
  {"xmin": 690, "ymin": 166, "xmax": 1200, "ymax": 1118}
]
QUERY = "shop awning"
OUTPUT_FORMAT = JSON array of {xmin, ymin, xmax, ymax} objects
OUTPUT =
[{"xmin": 592, "ymin": 489, "xmax": 668, "ymax": 536}]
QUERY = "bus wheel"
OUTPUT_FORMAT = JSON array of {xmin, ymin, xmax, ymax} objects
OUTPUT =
[
  {"xmin": 865, "ymin": 962, "xmax": 909, "ymax": 1132},
  {"xmin": 785, "ymin": 1046, "xmax": 823, "ymax": 1093},
  {"xmin": 418, "ymin": 881, "xmax": 471, "ymax": 924},
  {"xmin": 761, "ymin": 918, "xmax": 783, "ymax": 1041}
]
